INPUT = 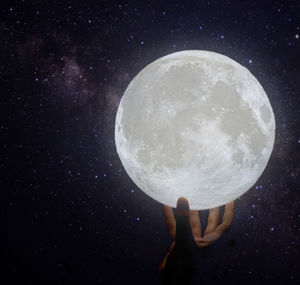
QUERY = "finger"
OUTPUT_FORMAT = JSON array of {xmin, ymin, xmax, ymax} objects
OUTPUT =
[
  {"xmin": 215, "ymin": 200, "xmax": 234, "ymax": 235},
  {"xmin": 204, "ymin": 207, "xmax": 220, "ymax": 235},
  {"xmin": 175, "ymin": 197, "xmax": 190, "ymax": 216},
  {"xmin": 195, "ymin": 201, "xmax": 235, "ymax": 248},
  {"xmin": 189, "ymin": 210, "xmax": 202, "ymax": 240},
  {"xmin": 195, "ymin": 231, "xmax": 222, "ymax": 248},
  {"xmin": 175, "ymin": 197, "xmax": 194, "ymax": 247},
  {"xmin": 163, "ymin": 205, "xmax": 176, "ymax": 240}
]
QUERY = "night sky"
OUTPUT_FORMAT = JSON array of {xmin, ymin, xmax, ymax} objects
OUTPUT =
[{"xmin": 1, "ymin": 1, "xmax": 299, "ymax": 284}]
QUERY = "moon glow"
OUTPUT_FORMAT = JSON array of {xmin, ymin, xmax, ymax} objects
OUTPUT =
[{"xmin": 115, "ymin": 50, "xmax": 275, "ymax": 210}]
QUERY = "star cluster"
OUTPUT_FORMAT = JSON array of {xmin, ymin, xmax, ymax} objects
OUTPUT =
[{"xmin": 1, "ymin": 1, "xmax": 299, "ymax": 284}]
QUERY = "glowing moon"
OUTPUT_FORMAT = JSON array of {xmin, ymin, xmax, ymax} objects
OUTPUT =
[{"xmin": 115, "ymin": 50, "xmax": 275, "ymax": 210}]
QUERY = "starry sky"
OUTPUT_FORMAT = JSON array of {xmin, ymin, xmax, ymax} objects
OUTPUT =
[{"xmin": 1, "ymin": 1, "xmax": 299, "ymax": 284}]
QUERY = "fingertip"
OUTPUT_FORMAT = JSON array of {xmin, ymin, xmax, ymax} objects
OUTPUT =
[
  {"xmin": 226, "ymin": 200, "xmax": 235, "ymax": 210},
  {"xmin": 176, "ymin": 197, "xmax": 189, "ymax": 211},
  {"xmin": 176, "ymin": 197, "xmax": 190, "ymax": 216}
]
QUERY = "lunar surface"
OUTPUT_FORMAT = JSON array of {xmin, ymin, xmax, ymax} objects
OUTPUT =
[{"xmin": 115, "ymin": 50, "xmax": 275, "ymax": 210}]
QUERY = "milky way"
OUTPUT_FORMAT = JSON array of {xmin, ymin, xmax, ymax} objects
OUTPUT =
[{"xmin": 1, "ymin": 1, "xmax": 299, "ymax": 284}]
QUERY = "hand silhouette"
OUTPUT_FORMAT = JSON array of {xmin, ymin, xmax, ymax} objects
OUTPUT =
[{"xmin": 158, "ymin": 197, "xmax": 234, "ymax": 271}]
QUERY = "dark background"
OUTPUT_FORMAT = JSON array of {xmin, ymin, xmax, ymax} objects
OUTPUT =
[{"xmin": 1, "ymin": 0, "xmax": 299, "ymax": 284}]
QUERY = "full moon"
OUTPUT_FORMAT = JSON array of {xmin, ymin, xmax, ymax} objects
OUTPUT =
[{"xmin": 115, "ymin": 50, "xmax": 275, "ymax": 210}]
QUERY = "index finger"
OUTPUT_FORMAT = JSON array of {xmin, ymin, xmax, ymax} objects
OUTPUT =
[{"xmin": 174, "ymin": 197, "xmax": 194, "ymax": 247}]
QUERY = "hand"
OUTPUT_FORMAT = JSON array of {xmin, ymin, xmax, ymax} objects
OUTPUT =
[{"xmin": 158, "ymin": 197, "xmax": 235, "ymax": 271}]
